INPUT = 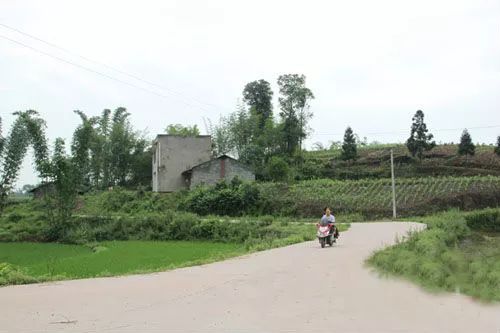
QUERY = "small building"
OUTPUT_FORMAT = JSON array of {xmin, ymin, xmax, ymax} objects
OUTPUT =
[
  {"xmin": 28, "ymin": 182, "xmax": 55, "ymax": 200},
  {"xmin": 182, "ymin": 155, "xmax": 255, "ymax": 189},
  {"xmin": 152, "ymin": 135, "xmax": 212, "ymax": 192}
]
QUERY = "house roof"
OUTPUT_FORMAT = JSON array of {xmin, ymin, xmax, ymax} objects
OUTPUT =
[
  {"xmin": 28, "ymin": 182, "xmax": 55, "ymax": 193},
  {"xmin": 182, "ymin": 154, "xmax": 250, "ymax": 175}
]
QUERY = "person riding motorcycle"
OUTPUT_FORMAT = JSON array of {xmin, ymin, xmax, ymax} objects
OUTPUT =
[{"xmin": 320, "ymin": 207, "xmax": 339, "ymax": 242}]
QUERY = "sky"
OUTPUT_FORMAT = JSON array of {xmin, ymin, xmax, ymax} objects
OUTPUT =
[{"xmin": 1, "ymin": 0, "xmax": 499, "ymax": 187}]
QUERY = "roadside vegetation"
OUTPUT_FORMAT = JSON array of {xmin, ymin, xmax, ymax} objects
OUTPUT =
[
  {"xmin": 0, "ymin": 216, "xmax": 348, "ymax": 286},
  {"xmin": 0, "ymin": 241, "xmax": 244, "ymax": 285},
  {"xmin": 367, "ymin": 208, "xmax": 500, "ymax": 302}
]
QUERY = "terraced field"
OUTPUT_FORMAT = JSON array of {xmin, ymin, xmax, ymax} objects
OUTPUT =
[{"xmin": 258, "ymin": 175, "xmax": 500, "ymax": 217}]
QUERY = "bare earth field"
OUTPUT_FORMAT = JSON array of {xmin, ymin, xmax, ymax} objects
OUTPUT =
[{"xmin": 1, "ymin": 222, "xmax": 499, "ymax": 333}]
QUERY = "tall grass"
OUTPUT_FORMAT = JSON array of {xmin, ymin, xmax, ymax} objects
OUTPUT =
[{"xmin": 367, "ymin": 209, "xmax": 500, "ymax": 302}]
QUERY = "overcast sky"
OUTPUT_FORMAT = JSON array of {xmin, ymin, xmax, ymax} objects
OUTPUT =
[{"xmin": 1, "ymin": 0, "xmax": 499, "ymax": 186}]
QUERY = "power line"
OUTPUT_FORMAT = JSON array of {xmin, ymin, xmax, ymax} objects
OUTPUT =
[
  {"xmin": 0, "ymin": 22, "xmax": 224, "ymax": 111},
  {"xmin": 0, "ymin": 31, "xmax": 226, "ymax": 114},
  {"xmin": 311, "ymin": 125, "xmax": 500, "ymax": 137}
]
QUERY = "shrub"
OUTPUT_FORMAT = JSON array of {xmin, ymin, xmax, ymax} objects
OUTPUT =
[
  {"xmin": 181, "ymin": 180, "xmax": 262, "ymax": 216},
  {"xmin": 267, "ymin": 156, "xmax": 290, "ymax": 182},
  {"xmin": 0, "ymin": 262, "xmax": 37, "ymax": 285},
  {"xmin": 465, "ymin": 209, "xmax": 500, "ymax": 232}
]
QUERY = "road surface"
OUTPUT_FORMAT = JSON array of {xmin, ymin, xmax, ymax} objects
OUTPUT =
[{"xmin": 1, "ymin": 222, "xmax": 499, "ymax": 332}]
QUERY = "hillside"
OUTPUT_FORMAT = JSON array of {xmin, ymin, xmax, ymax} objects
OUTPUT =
[
  {"xmin": 257, "ymin": 176, "xmax": 500, "ymax": 218},
  {"xmin": 304, "ymin": 144, "xmax": 500, "ymax": 180}
]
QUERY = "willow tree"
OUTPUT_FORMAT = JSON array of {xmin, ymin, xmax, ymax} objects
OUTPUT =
[{"xmin": 0, "ymin": 110, "xmax": 49, "ymax": 211}]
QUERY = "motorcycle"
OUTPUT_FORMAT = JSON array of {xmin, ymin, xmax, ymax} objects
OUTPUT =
[{"xmin": 316, "ymin": 223, "xmax": 336, "ymax": 248}]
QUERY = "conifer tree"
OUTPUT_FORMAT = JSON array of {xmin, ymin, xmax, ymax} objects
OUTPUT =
[
  {"xmin": 341, "ymin": 126, "xmax": 358, "ymax": 161},
  {"xmin": 458, "ymin": 129, "xmax": 475, "ymax": 162}
]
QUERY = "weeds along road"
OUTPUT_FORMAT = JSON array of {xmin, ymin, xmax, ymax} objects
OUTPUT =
[{"xmin": 1, "ymin": 222, "xmax": 500, "ymax": 333}]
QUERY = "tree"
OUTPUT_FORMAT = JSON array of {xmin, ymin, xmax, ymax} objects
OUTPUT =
[
  {"xmin": 74, "ymin": 107, "xmax": 151, "ymax": 189},
  {"xmin": 210, "ymin": 116, "xmax": 232, "ymax": 156},
  {"xmin": 267, "ymin": 156, "xmax": 290, "ymax": 181},
  {"xmin": 277, "ymin": 74, "xmax": 314, "ymax": 155},
  {"xmin": 166, "ymin": 124, "xmax": 200, "ymax": 137},
  {"xmin": 495, "ymin": 136, "xmax": 500, "ymax": 157},
  {"xmin": 0, "ymin": 111, "xmax": 49, "ymax": 212},
  {"xmin": 242, "ymin": 79, "xmax": 273, "ymax": 130},
  {"xmin": 44, "ymin": 138, "xmax": 80, "ymax": 240},
  {"xmin": 458, "ymin": 129, "xmax": 475, "ymax": 162},
  {"xmin": 341, "ymin": 127, "xmax": 358, "ymax": 161},
  {"xmin": 406, "ymin": 110, "xmax": 436, "ymax": 160},
  {"xmin": 71, "ymin": 110, "xmax": 97, "ymax": 190},
  {"xmin": 109, "ymin": 107, "xmax": 136, "ymax": 186}
]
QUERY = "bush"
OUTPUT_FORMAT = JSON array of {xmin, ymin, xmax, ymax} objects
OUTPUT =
[
  {"xmin": 181, "ymin": 179, "xmax": 262, "ymax": 216},
  {"xmin": 0, "ymin": 262, "xmax": 37, "ymax": 285},
  {"xmin": 267, "ymin": 156, "xmax": 290, "ymax": 182},
  {"xmin": 465, "ymin": 209, "xmax": 500, "ymax": 232}
]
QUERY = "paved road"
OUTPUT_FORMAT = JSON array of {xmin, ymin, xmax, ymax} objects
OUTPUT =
[{"xmin": 1, "ymin": 222, "xmax": 500, "ymax": 333}]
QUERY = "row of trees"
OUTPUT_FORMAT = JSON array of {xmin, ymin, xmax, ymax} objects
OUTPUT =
[
  {"xmin": 0, "ymin": 109, "xmax": 151, "ymax": 238},
  {"xmin": 210, "ymin": 74, "xmax": 314, "ymax": 179},
  {"xmin": 335, "ymin": 110, "xmax": 500, "ymax": 163}
]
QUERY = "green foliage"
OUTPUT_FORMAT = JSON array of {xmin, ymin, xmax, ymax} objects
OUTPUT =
[
  {"xmin": 71, "ymin": 110, "xmax": 96, "ymax": 189},
  {"xmin": 341, "ymin": 126, "xmax": 358, "ymax": 161},
  {"xmin": 73, "ymin": 107, "xmax": 151, "ymax": 189},
  {"xmin": 0, "ymin": 242, "xmax": 242, "ymax": 285},
  {"xmin": 0, "ymin": 262, "xmax": 37, "ymax": 285},
  {"xmin": 277, "ymin": 74, "xmax": 314, "ymax": 154},
  {"xmin": 0, "ymin": 111, "xmax": 49, "ymax": 212},
  {"xmin": 465, "ymin": 208, "xmax": 500, "ymax": 232},
  {"xmin": 368, "ymin": 209, "xmax": 500, "ymax": 302},
  {"xmin": 458, "ymin": 129, "xmax": 475, "ymax": 160},
  {"xmin": 406, "ymin": 110, "xmax": 436, "ymax": 159},
  {"xmin": 256, "ymin": 176, "xmax": 500, "ymax": 218},
  {"xmin": 243, "ymin": 79, "xmax": 274, "ymax": 129},
  {"xmin": 181, "ymin": 180, "xmax": 261, "ymax": 216},
  {"xmin": 44, "ymin": 138, "xmax": 80, "ymax": 240},
  {"xmin": 267, "ymin": 156, "xmax": 290, "ymax": 182},
  {"xmin": 211, "ymin": 103, "xmax": 282, "ymax": 175},
  {"xmin": 165, "ymin": 124, "xmax": 200, "ymax": 137},
  {"xmin": 0, "ymin": 216, "xmax": 322, "ymax": 286},
  {"xmin": 306, "ymin": 143, "xmax": 500, "ymax": 180}
]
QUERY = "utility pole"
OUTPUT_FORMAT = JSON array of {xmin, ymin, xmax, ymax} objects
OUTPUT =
[{"xmin": 391, "ymin": 148, "xmax": 397, "ymax": 219}]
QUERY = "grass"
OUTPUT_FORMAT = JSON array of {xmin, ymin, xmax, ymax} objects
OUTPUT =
[
  {"xmin": 0, "ymin": 220, "xmax": 349, "ymax": 286},
  {"xmin": 367, "ymin": 209, "xmax": 500, "ymax": 302},
  {"xmin": 0, "ymin": 241, "xmax": 244, "ymax": 283}
]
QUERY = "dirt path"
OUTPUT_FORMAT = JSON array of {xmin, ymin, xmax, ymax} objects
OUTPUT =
[{"xmin": 1, "ymin": 222, "xmax": 499, "ymax": 333}]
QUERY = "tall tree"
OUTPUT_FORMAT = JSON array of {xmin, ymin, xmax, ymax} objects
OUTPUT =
[
  {"xmin": 406, "ymin": 110, "xmax": 436, "ymax": 160},
  {"xmin": 0, "ymin": 111, "xmax": 49, "ymax": 211},
  {"xmin": 277, "ymin": 74, "xmax": 314, "ymax": 155},
  {"xmin": 242, "ymin": 79, "xmax": 273, "ymax": 129},
  {"xmin": 495, "ymin": 136, "xmax": 500, "ymax": 157},
  {"xmin": 165, "ymin": 124, "xmax": 200, "ymax": 136},
  {"xmin": 71, "ymin": 110, "xmax": 97, "ymax": 189},
  {"xmin": 341, "ymin": 127, "xmax": 358, "ymax": 161},
  {"xmin": 45, "ymin": 138, "xmax": 80, "ymax": 240},
  {"xmin": 458, "ymin": 129, "xmax": 475, "ymax": 162},
  {"xmin": 109, "ymin": 107, "xmax": 136, "ymax": 186}
]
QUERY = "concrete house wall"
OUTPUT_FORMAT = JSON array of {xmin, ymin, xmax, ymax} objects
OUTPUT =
[
  {"xmin": 188, "ymin": 156, "xmax": 255, "ymax": 188},
  {"xmin": 152, "ymin": 135, "xmax": 212, "ymax": 192}
]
